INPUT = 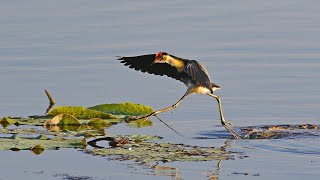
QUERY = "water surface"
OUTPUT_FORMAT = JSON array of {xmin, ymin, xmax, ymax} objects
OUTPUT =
[{"xmin": 1, "ymin": 1, "xmax": 320, "ymax": 179}]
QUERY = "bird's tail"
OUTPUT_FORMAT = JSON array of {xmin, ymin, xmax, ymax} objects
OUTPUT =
[
  {"xmin": 211, "ymin": 82, "xmax": 221, "ymax": 93},
  {"xmin": 211, "ymin": 82, "xmax": 220, "ymax": 89}
]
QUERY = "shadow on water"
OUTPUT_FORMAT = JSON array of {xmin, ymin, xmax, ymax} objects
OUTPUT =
[{"xmin": 195, "ymin": 129, "xmax": 236, "ymax": 140}]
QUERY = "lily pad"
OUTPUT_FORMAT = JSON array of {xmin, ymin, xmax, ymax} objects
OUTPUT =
[
  {"xmin": 44, "ymin": 114, "xmax": 81, "ymax": 126},
  {"xmin": 87, "ymin": 118, "xmax": 112, "ymax": 129},
  {"xmin": 31, "ymin": 144, "xmax": 45, "ymax": 155},
  {"xmin": 48, "ymin": 106, "xmax": 118, "ymax": 119},
  {"xmin": 0, "ymin": 117, "xmax": 17, "ymax": 128},
  {"xmin": 85, "ymin": 135, "xmax": 232, "ymax": 164},
  {"xmin": 88, "ymin": 102, "xmax": 153, "ymax": 116},
  {"xmin": 0, "ymin": 134, "xmax": 86, "ymax": 151},
  {"xmin": 128, "ymin": 119, "xmax": 153, "ymax": 128}
]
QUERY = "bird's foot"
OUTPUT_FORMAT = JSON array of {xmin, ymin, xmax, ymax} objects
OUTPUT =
[
  {"xmin": 222, "ymin": 124, "xmax": 242, "ymax": 139},
  {"xmin": 221, "ymin": 120, "xmax": 242, "ymax": 139}
]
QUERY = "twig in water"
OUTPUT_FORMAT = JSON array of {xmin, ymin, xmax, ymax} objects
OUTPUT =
[{"xmin": 44, "ymin": 89, "xmax": 56, "ymax": 113}]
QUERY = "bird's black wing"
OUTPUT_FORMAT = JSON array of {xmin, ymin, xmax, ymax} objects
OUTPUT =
[
  {"xmin": 117, "ymin": 54, "xmax": 187, "ymax": 81},
  {"xmin": 184, "ymin": 60, "xmax": 212, "ymax": 89}
]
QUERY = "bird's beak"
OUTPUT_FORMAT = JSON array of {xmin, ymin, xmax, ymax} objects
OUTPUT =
[{"xmin": 151, "ymin": 59, "xmax": 159, "ymax": 66}]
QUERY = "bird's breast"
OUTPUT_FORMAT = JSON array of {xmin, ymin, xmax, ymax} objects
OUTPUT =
[
  {"xmin": 189, "ymin": 86, "xmax": 212, "ymax": 94},
  {"xmin": 182, "ymin": 79, "xmax": 211, "ymax": 94}
]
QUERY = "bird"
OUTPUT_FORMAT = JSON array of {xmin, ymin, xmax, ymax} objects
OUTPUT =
[{"xmin": 117, "ymin": 51, "xmax": 241, "ymax": 139}]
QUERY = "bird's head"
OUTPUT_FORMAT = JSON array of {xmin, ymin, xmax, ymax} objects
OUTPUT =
[{"xmin": 153, "ymin": 51, "xmax": 169, "ymax": 64}]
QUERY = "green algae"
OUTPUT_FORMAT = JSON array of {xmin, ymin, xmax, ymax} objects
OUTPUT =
[
  {"xmin": 88, "ymin": 102, "xmax": 153, "ymax": 116},
  {"xmin": 48, "ymin": 106, "xmax": 118, "ymax": 119}
]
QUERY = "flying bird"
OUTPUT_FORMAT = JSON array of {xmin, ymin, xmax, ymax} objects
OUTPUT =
[{"xmin": 117, "ymin": 52, "xmax": 241, "ymax": 139}]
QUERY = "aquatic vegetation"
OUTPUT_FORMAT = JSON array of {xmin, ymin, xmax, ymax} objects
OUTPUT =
[
  {"xmin": 45, "ymin": 114, "xmax": 81, "ymax": 126},
  {"xmin": 0, "ymin": 134, "xmax": 86, "ymax": 153},
  {"xmin": 0, "ymin": 102, "xmax": 157, "ymax": 154},
  {"xmin": 48, "ymin": 106, "xmax": 118, "ymax": 119},
  {"xmin": 0, "ymin": 117, "xmax": 48, "ymax": 127},
  {"xmin": 241, "ymin": 124, "xmax": 320, "ymax": 139},
  {"xmin": 85, "ymin": 135, "xmax": 232, "ymax": 164},
  {"xmin": 88, "ymin": 102, "xmax": 153, "ymax": 116},
  {"xmin": 2, "ymin": 92, "xmax": 318, "ymax": 165},
  {"xmin": 128, "ymin": 118, "xmax": 153, "ymax": 128}
]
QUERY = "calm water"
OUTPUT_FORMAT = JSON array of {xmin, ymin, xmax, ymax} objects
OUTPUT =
[{"xmin": 1, "ymin": 1, "xmax": 320, "ymax": 179}]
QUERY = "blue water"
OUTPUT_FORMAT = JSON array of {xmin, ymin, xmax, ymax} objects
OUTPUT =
[{"xmin": 1, "ymin": 1, "xmax": 320, "ymax": 179}]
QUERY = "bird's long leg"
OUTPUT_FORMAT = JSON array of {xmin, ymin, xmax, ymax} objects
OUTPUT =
[
  {"xmin": 207, "ymin": 93, "xmax": 242, "ymax": 139},
  {"xmin": 128, "ymin": 91, "xmax": 190, "ymax": 120}
]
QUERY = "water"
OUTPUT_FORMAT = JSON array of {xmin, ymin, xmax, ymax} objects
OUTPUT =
[{"xmin": 1, "ymin": 0, "xmax": 320, "ymax": 179}]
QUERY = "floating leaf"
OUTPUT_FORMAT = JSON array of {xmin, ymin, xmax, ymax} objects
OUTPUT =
[
  {"xmin": 128, "ymin": 118, "xmax": 153, "ymax": 128},
  {"xmin": 85, "ymin": 135, "xmax": 232, "ymax": 164},
  {"xmin": 0, "ymin": 135, "xmax": 86, "ymax": 151},
  {"xmin": 44, "ymin": 114, "xmax": 81, "ymax": 126},
  {"xmin": 48, "ymin": 106, "xmax": 118, "ymax": 119},
  {"xmin": 16, "ymin": 118, "xmax": 48, "ymax": 126},
  {"xmin": 0, "ymin": 117, "xmax": 17, "ymax": 128},
  {"xmin": 87, "ymin": 118, "xmax": 112, "ymax": 129},
  {"xmin": 31, "ymin": 144, "xmax": 45, "ymax": 155},
  {"xmin": 35, "ymin": 134, "xmax": 49, "ymax": 140},
  {"xmin": 88, "ymin": 102, "xmax": 153, "ymax": 116}
]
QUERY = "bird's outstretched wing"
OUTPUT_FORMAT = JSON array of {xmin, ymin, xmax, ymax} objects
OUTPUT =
[
  {"xmin": 117, "ymin": 54, "xmax": 186, "ymax": 81},
  {"xmin": 184, "ymin": 60, "xmax": 212, "ymax": 89}
]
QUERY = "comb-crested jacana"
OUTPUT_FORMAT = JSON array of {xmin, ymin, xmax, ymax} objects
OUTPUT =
[{"xmin": 117, "ymin": 52, "xmax": 241, "ymax": 139}]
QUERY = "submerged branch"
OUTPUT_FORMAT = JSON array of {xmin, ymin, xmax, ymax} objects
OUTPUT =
[{"xmin": 44, "ymin": 89, "xmax": 56, "ymax": 113}]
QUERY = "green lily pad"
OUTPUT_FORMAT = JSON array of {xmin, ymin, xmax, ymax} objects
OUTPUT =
[
  {"xmin": 88, "ymin": 102, "xmax": 153, "ymax": 116},
  {"xmin": 0, "ymin": 134, "xmax": 86, "ymax": 151},
  {"xmin": 48, "ymin": 106, "xmax": 118, "ymax": 119}
]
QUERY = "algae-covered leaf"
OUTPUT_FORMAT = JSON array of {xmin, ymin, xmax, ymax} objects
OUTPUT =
[
  {"xmin": 88, "ymin": 102, "xmax": 153, "ymax": 116},
  {"xmin": 48, "ymin": 106, "xmax": 118, "ymax": 119},
  {"xmin": 44, "ymin": 114, "xmax": 81, "ymax": 126}
]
